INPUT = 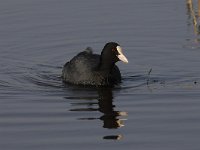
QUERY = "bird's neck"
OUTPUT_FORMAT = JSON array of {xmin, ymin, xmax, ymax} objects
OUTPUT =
[{"xmin": 98, "ymin": 58, "xmax": 115, "ymax": 74}]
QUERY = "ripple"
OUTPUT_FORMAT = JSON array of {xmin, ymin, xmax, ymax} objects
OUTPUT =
[{"xmin": 20, "ymin": 64, "xmax": 63, "ymax": 89}]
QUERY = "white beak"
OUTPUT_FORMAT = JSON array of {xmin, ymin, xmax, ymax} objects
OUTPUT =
[{"xmin": 116, "ymin": 46, "xmax": 128, "ymax": 63}]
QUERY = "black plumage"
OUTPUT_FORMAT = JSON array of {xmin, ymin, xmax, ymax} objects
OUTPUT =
[{"xmin": 62, "ymin": 42, "xmax": 128, "ymax": 86}]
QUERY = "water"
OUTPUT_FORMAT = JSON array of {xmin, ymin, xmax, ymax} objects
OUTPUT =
[{"xmin": 1, "ymin": 0, "xmax": 200, "ymax": 149}]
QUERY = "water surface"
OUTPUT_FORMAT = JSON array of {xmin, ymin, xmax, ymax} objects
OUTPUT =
[{"xmin": 1, "ymin": 0, "xmax": 200, "ymax": 150}]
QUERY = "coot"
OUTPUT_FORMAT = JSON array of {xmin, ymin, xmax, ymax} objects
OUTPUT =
[{"xmin": 62, "ymin": 42, "xmax": 128, "ymax": 86}]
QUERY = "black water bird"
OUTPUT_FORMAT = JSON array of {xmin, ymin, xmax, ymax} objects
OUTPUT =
[{"xmin": 62, "ymin": 42, "xmax": 128, "ymax": 86}]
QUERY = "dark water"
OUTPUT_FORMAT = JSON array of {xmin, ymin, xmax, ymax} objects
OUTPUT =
[{"xmin": 1, "ymin": 0, "xmax": 200, "ymax": 150}]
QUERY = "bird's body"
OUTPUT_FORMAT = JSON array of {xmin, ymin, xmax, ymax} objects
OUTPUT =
[{"xmin": 62, "ymin": 42, "xmax": 128, "ymax": 86}]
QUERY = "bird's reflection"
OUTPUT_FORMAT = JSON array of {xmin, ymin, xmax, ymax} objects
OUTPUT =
[
  {"xmin": 98, "ymin": 88, "xmax": 127, "ymax": 129},
  {"xmin": 103, "ymin": 135, "xmax": 123, "ymax": 140},
  {"xmin": 65, "ymin": 87, "xmax": 127, "ymax": 129}
]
